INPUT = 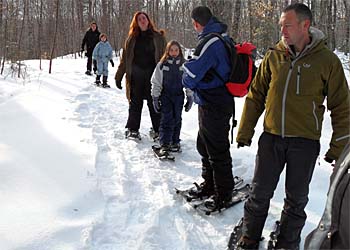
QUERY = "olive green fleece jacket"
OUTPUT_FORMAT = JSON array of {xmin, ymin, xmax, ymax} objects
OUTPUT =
[
  {"xmin": 115, "ymin": 30, "xmax": 166, "ymax": 102},
  {"xmin": 237, "ymin": 27, "xmax": 350, "ymax": 160}
]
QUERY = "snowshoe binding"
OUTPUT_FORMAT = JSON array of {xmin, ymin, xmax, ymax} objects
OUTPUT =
[
  {"xmin": 195, "ymin": 183, "xmax": 251, "ymax": 215},
  {"xmin": 125, "ymin": 129, "xmax": 141, "ymax": 141},
  {"xmin": 175, "ymin": 176, "xmax": 243, "ymax": 203},
  {"xmin": 267, "ymin": 221, "xmax": 280, "ymax": 250},
  {"xmin": 152, "ymin": 144, "xmax": 175, "ymax": 161},
  {"xmin": 170, "ymin": 143, "xmax": 181, "ymax": 152}
]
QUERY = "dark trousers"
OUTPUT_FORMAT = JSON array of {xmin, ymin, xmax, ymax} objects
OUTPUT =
[
  {"xmin": 159, "ymin": 94, "xmax": 184, "ymax": 145},
  {"xmin": 86, "ymin": 48, "xmax": 97, "ymax": 72},
  {"xmin": 242, "ymin": 132, "xmax": 320, "ymax": 248},
  {"xmin": 196, "ymin": 103, "xmax": 235, "ymax": 195},
  {"xmin": 126, "ymin": 65, "xmax": 160, "ymax": 132}
]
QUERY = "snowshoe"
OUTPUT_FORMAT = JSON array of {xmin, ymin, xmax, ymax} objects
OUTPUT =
[
  {"xmin": 267, "ymin": 221, "xmax": 280, "ymax": 250},
  {"xmin": 125, "ymin": 129, "xmax": 141, "ymax": 141},
  {"xmin": 195, "ymin": 184, "xmax": 251, "ymax": 215},
  {"xmin": 175, "ymin": 176, "xmax": 243, "ymax": 203},
  {"xmin": 227, "ymin": 218, "xmax": 244, "ymax": 250},
  {"xmin": 152, "ymin": 145, "xmax": 175, "ymax": 161}
]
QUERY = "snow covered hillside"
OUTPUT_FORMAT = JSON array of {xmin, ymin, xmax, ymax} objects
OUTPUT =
[{"xmin": 0, "ymin": 53, "xmax": 348, "ymax": 250}]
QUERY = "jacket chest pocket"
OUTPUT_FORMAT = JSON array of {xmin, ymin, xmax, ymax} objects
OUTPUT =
[{"xmin": 294, "ymin": 65, "xmax": 324, "ymax": 96}]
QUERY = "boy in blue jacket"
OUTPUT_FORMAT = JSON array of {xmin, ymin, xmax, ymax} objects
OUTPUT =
[
  {"xmin": 182, "ymin": 6, "xmax": 235, "ymax": 209},
  {"xmin": 92, "ymin": 33, "xmax": 114, "ymax": 88}
]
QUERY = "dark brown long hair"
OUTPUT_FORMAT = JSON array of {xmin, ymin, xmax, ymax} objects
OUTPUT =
[
  {"xmin": 160, "ymin": 40, "xmax": 184, "ymax": 63},
  {"xmin": 128, "ymin": 11, "xmax": 157, "ymax": 37}
]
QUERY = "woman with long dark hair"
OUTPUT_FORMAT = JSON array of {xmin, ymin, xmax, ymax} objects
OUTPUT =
[{"xmin": 115, "ymin": 11, "xmax": 166, "ymax": 140}]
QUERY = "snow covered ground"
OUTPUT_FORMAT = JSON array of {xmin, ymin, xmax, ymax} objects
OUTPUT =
[{"xmin": 0, "ymin": 53, "xmax": 348, "ymax": 250}]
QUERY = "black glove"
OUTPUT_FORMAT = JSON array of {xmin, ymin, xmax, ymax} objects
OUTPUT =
[
  {"xmin": 324, "ymin": 156, "xmax": 334, "ymax": 164},
  {"xmin": 184, "ymin": 95, "xmax": 194, "ymax": 112},
  {"xmin": 110, "ymin": 59, "xmax": 114, "ymax": 67},
  {"xmin": 115, "ymin": 80, "xmax": 122, "ymax": 90},
  {"xmin": 237, "ymin": 142, "xmax": 246, "ymax": 148}
]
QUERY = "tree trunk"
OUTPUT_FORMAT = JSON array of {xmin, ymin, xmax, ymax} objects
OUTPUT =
[
  {"xmin": 17, "ymin": 0, "xmax": 27, "ymax": 77},
  {"xmin": 49, "ymin": 0, "xmax": 60, "ymax": 74},
  {"xmin": 344, "ymin": 0, "xmax": 350, "ymax": 54}
]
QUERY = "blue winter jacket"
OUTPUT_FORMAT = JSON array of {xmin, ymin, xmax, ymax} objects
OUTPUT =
[
  {"xmin": 92, "ymin": 41, "xmax": 113, "ymax": 63},
  {"xmin": 182, "ymin": 17, "xmax": 232, "ymax": 105}
]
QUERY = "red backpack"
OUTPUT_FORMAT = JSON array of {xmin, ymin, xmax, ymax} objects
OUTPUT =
[{"xmin": 203, "ymin": 33, "xmax": 257, "ymax": 97}]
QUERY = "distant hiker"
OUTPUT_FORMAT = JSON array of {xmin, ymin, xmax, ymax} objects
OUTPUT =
[
  {"xmin": 81, "ymin": 21, "xmax": 100, "ymax": 75},
  {"xmin": 234, "ymin": 3, "xmax": 350, "ymax": 250},
  {"xmin": 92, "ymin": 33, "xmax": 114, "ymax": 88},
  {"xmin": 151, "ymin": 40, "xmax": 193, "ymax": 152},
  {"xmin": 182, "ymin": 6, "xmax": 236, "ymax": 210},
  {"xmin": 115, "ymin": 11, "xmax": 166, "ymax": 140}
]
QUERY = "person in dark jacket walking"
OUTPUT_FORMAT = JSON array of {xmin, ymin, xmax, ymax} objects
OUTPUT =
[
  {"xmin": 151, "ymin": 40, "xmax": 193, "ymax": 152},
  {"xmin": 234, "ymin": 3, "xmax": 350, "ymax": 250},
  {"xmin": 182, "ymin": 6, "xmax": 235, "ymax": 209},
  {"xmin": 115, "ymin": 11, "xmax": 166, "ymax": 140},
  {"xmin": 81, "ymin": 21, "xmax": 100, "ymax": 75}
]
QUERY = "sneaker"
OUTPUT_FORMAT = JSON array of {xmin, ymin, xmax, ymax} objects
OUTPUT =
[
  {"xmin": 170, "ymin": 143, "xmax": 181, "ymax": 152},
  {"xmin": 85, "ymin": 70, "xmax": 92, "ymax": 75},
  {"xmin": 236, "ymin": 236, "xmax": 260, "ymax": 250},
  {"xmin": 188, "ymin": 181, "xmax": 215, "ymax": 199}
]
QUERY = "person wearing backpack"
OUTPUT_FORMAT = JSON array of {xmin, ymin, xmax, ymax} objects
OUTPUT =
[
  {"xmin": 182, "ymin": 6, "xmax": 235, "ymax": 210},
  {"xmin": 234, "ymin": 3, "xmax": 350, "ymax": 250},
  {"xmin": 151, "ymin": 40, "xmax": 193, "ymax": 152}
]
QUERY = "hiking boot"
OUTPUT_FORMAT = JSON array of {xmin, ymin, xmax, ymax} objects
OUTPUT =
[
  {"xmin": 236, "ymin": 236, "xmax": 259, "ymax": 250},
  {"xmin": 170, "ymin": 143, "xmax": 181, "ymax": 152},
  {"xmin": 188, "ymin": 181, "xmax": 215, "ymax": 199}
]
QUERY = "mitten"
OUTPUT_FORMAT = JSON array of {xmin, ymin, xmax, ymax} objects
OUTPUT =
[{"xmin": 184, "ymin": 95, "xmax": 193, "ymax": 112}]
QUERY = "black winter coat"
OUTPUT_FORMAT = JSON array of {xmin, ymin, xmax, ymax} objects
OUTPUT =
[{"xmin": 81, "ymin": 28, "xmax": 100, "ymax": 54}]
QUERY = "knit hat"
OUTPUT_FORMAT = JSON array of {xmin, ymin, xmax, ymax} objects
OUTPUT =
[{"xmin": 191, "ymin": 6, "xmax": 212, "ymax": 26}]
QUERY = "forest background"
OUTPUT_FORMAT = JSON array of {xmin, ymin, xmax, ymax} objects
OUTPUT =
[{"xmin": 0, "ymin": 0, "xmax": 349, "ymax": 65}]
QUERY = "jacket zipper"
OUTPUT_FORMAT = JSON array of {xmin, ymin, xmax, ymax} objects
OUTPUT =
[
  {"xmin": 282, "ymin": 63, "xmax": 295, "ymax": 137},
  {"xmin": 296, "ymin": 66, "xmax": 301, "ymax": 94},
  {"xmin": 312, "ymin": 101, "xmax": 319, "ymax": 131}
]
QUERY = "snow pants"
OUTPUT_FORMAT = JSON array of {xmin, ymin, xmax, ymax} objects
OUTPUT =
[
  {"xmin": 86, "ymin": 48, "xmax": 97, "ymax": 72},
  {"xmin": 242, "ymin": 132, "xmax": 320, "ymax": 249},
  {"xmin": 126, "ymin": 64, "xmax": 160, "ymax": 132},
  {"xmin": 196, "ymin": 103, "xmax": 235, "ymax": 195},
  {"xmin": 159, "ymin": 94, "xmax": 184, "ymax": 145},
  {"xmin": 97, "ymin": 60, "xmax": 109, "ymax": 76}
]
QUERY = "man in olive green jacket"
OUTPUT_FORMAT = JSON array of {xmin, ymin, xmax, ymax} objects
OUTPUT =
[{"xmin": 234, "ymin": 3, "xmax": 350, "ymax": 250}]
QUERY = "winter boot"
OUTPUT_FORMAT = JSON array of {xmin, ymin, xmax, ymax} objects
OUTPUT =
[
  {"xmin": 85, "ymin": 70, "xmax": 92, "ymax": 76},
  {"xmin": 95, "ymin": 75, "xmax": 101, "ymax": 85},
  {"xmin": 160, "ymin": 144, "xmax": 171, "ymax": 154},
  {"xmin": 102, "ymin": 76, "xmax": 110, "ymax": 88},
  {"xmin": 149, "ymin": 127, "xmax": 159, "ymax": 141},
  {"xmin": 188, "ymin": 181, "xmax": 215, "ymax": 200}
]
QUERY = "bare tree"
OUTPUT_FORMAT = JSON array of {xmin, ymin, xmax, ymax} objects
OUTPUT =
[{"xmin": 49, "ymin": 0, "xmax": 60, "ymax": 74}]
